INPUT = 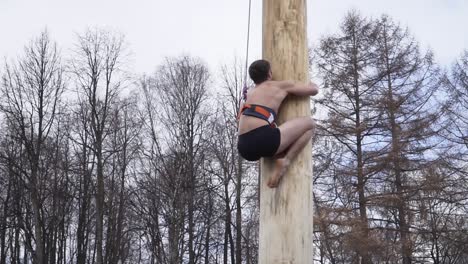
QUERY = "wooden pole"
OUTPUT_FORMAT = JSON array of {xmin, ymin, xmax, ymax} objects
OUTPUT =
[{"xmin": 259, "ymin": 0, "xmax": 313, "ymax": 263}]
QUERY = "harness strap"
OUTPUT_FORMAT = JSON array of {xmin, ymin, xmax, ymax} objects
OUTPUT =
[{"xmin": 239, "ymin": 104, "xmax": 277, "ymax": 128}]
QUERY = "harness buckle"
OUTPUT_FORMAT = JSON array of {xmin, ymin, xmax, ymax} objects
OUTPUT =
[{"xmin": 267, "ymin": 114, "xmax": 275, "ymax": 125}]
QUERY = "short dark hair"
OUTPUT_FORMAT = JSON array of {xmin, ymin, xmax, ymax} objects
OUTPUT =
[{"xmin": 248, "ymin": 59, "xmax": 271, "ymax": 84}]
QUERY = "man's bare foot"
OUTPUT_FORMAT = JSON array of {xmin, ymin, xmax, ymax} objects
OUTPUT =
[{"xmin": 267, "ymin": 158, "xmax": 290, "ymax": 188}]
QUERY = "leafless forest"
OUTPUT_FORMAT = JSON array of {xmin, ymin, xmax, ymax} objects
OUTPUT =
[{"xmin": 0, "ymin": 11, "xmax": 467, "ymax": 264}]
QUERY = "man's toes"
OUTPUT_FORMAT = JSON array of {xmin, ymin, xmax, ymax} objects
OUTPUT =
[{"xmin": 267, "ymin": 177, "xmax": 279, "ymax": 188}]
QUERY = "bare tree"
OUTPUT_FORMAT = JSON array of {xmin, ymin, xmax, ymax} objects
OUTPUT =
[
  {"xmin": 134, "ymin": 76, "xmax": 168, "ymax": 263},
  {"xmin": 0, "ymin": 127, "xmax": 28, "ymax": 264},
  {"xmin": 69, "ymin": 28, "xmax": 127, "ymax": 264},
  {"xmin": 443, "ymin": 51, "xmax": 468, "ymax": 157},
  {"xmin": 313, "ymin": 134, "xmax": 356, "ymax": 264},
  {"xmin": 0, "ymin": 31, "xmax": 64, "ymax": 264},
  {"xmin": 134, "ymin": 56, "xmax": 212, "ymax": 264},
  {"xmin": 372, "ymin": 15, "xmax": 441, "ymax": 264},
  {"xmin": 155, "ymin": 55, "xmax": 211, "ymax": 264},
  {"xmin": 70, "ymin": 100, "xmax": 96, "ymax": 264},
  {"xmin": 419, "ymin": 50, "xmax": 468, "ymax": 263},
  {"xmin": 208, "ymin": 58, "xmax": 259, "ymax": 264},
  {"xmin": 315, "ymin": 11, "xmax": 382, "ymax": 263},
  {"xmin": 104, "ymin": 97, "xmax": 141, "ymax": 264}
]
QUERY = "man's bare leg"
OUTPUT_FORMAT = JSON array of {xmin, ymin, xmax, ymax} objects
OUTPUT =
[
  {"xmin": 267, "ymin": 129, "xmax": 314, "ymax": 188},
  {"xmin": 267, "ymin": 117, "xmax": 315, "ymax": 188}
]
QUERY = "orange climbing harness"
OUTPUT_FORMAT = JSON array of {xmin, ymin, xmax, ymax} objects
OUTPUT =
[{"xmin": 238, "ymin": 104, "xmax": 277, "ymax": 128}]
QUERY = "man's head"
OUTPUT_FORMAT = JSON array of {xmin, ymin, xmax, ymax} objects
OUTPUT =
[{"xmin": 248, "ymin": 59, "xmax": 272, "ymax": 84}]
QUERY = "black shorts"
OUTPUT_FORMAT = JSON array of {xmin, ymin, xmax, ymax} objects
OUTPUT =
[{"xmin": 237, "ymin": 125, "xmax": 281, "ymax": 161}]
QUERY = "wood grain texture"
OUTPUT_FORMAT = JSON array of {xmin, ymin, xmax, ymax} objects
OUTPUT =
[{"xmin": 259, "ymin": 0, "xmax": 313, "ymax": 263}]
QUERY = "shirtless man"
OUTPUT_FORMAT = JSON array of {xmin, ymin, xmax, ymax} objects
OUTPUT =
[{"xmin": 237, "ymin": 59, "xmax": 319, "ymax": 188}]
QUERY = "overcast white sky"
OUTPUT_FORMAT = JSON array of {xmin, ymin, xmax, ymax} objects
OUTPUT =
[{"xmin": 1, "ymin": 0, "xmax": 467, "ymax": 74}]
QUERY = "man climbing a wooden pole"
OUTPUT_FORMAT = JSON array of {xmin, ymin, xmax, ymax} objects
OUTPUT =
[
  {"xmin": 237, "ymin": 60, "xmax": 318, "ymax": 187},
  {"xmin": 237, "ymin": 0, "xmax": 315, "ymax": 262}
]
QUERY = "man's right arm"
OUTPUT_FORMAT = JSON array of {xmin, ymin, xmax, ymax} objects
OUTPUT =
[{"xmin": 278, "ymin": 80, "xmax": 319, "ymax": 96}]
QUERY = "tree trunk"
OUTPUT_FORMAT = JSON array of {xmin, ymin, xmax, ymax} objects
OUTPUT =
[
  {"xmin": 104, "ymin": 163, "xmax": 116, "ymax": 264},
  {"xmin": 188, "ymin": 137, "xmax": 196, "ymax": 264},
  {"xmin": 391, "ymin": 117, "xmax": 411, "ymax": 264},
  {"xmin": 0, "ymin": 178, "xmax": 11, "ymax": 264},
  {"xmin": 168, "ymin": 215, "xmax": 180, "ymax": 264},
  {"xmin": 13, "ymin": 206, "xmax": 21, "ymax": 264},
  {"xmin": 354, "ymin": 56, "xmax": 371, "ymax": 264},
  {"xmin": 385, "ymin": 40, "xmax": 412, "ymax": 264},
  {"xmin": 223, "ymin": 180, "xmax": 235, "ymax": 264},
  {"xmin": 96, "ymin": 145, "xmax": 105, "ymax": 264},
  {"xmin": 235, "ymin": 156, "xmax": 243, "ymax": 264},
  {"xmin": 30, "ymin": 168, "xmax": 44, "ymax": 264},
  {"xmin": 188, "ymin": 177, "xmax": 195, "ymax": 264},
  {"xmin": 204, "ymin": 195, "xmax": 212, "ymax": 264},
  {"xmin": 113, "ymin": 158, "xmax": 128, "ymax": 264},
  {"xmin": 77, "ymin": 141, "xmax": 90, "ymax": 264}
]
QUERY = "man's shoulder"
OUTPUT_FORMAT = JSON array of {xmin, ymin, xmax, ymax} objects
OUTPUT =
[
  {"xmin": 255, "ymin": 81, "xmax": 279, "ymax": 92},
  {"xmin": 264, "ymin": 80, "xmax": 294, "ymax": 89},
  {"xmin": 257, "ymin": 81, "xmax": 288, "ymax": 98},
  {"xmin": 262, "ymin": 80, "xmax": 287, "ymax": 87}
]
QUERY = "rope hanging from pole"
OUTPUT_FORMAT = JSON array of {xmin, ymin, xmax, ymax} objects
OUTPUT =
[{"xmin": 241, "ymin": 0, "xmax": 252, "ymax": 103}]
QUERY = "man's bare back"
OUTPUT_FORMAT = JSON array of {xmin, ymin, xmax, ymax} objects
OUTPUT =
[
  {"xmin": 238, "ymin": 81, "xmax": 286, "ymax": 134},
  {"xmin": 238, "ymin": 79, "xmax": 317, "ymax": 134}
]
